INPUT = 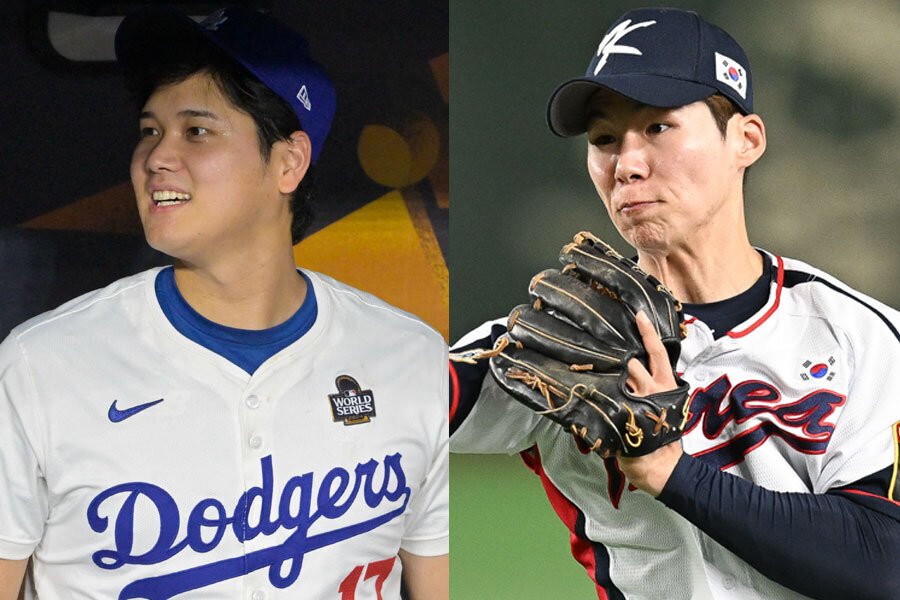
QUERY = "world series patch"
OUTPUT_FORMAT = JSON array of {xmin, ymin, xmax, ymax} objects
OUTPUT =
[{"xmin": 329, "ymin": 375, "xmax": 376, "ymax": 426}]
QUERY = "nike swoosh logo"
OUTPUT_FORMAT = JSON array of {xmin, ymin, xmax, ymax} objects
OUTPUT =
[{"xmin": 108, "ymin": 398, "xmax": 165, "ymax": 423}]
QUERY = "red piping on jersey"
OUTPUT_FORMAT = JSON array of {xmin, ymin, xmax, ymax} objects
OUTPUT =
[
  {"xmin": 726, "ymin": 254, "xmax": 784, "ymax": 338},
  {"xmin": 520, "ymin": 446, "xmax": 610, "ymax": 600},
  {"xmin": 684, "ymin": 317, "xmax": 697, "ymax": 325},
  {"xmin": 604, "ymin": 457, "xmax": 626, "ymax": 509},
  {"xmin": 890, "ymin": 421, "xmax": 900, "ymax": 501},
  {"xmin": 840, "ymin": 488, "xmax": 900, "ymax": 508},
  {"xmin": 448, "ymin": 361, "xmax": 459, "ymax": 422}
]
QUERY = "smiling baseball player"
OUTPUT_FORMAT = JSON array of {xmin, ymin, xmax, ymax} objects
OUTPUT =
[
  {"xmin": 451, "ymin": 7, "xmax": 900, "ymax": 599},
  {"xmin": 0, "ymin": 7, "xmax": 447, "ymax": 599}
]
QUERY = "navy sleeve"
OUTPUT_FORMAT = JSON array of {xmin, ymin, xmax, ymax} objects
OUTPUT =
[
  {"xmin": 657, "ymin": 454, "xmax": 900, "ymax": 599},
  {"xmin": 449, "ymin": 325, "xmax": 507, "ymax": 435}
]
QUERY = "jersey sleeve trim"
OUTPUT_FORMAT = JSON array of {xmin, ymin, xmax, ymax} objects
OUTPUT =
[
  {"xmin": 891, "ymin": 421, "xmax": 900, "ymax": 500},
  {"xmin": 448, "ymin": 324, "xmax": 505, "ymax": 435},
  {"xmin": 449, "ymin": 360, "xmax": 459, "ymax": 422},
  {"xmin": 839, "ymin": 488, "xmax": 900, "ymax": 508},
  {"xmin": 0, "ymin": 535, "xmax": 39, "ymax": 560},
  {"xmin": 726, "ymin": 254, "xmax": 784, "ymax": 339},
  {"xmin": 399, "ymin": 535, "xmax": 449, "ymax": 557}
]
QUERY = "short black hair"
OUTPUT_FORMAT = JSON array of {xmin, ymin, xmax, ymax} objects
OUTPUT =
[
  {"xmin": 703, "ymin": 93, "xmax": 741, "ymax": 138},
  {"xmin": 125, "ymin": 36, "xmax": 314, "ymax": 245},
  {"xmin": 704, "ymin": 93, "xmax": 752, "ymax": 184}
]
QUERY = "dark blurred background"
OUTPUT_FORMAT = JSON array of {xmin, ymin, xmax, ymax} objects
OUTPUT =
[
  {"xmin": 0, "ymin": 0, "xmax": 448, "ymax": 338},
  {"xmin": 450, "ymin": 1, "xmax": 900, "ymax": 598}
]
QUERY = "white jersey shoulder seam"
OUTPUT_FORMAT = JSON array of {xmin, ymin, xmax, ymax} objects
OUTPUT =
[
  {"xmin": 6, "ymin": 334, "xmax": 50, "ymax": 472},
  {"xmin": 310, "ymin": 273, "xmax": 440, "ymax": 338},
  {"xmin": 15, "ymin": 279, "xmax": 147, "ymax": 340}
]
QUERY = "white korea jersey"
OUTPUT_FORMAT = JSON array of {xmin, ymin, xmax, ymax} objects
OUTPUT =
[
  {"xmin": 451, "ymin": 252, "xmax": 900, "ymax": 599},
  {"xmin": 0, "ymin": 268, "xmax": 449, "ymax": 599}
]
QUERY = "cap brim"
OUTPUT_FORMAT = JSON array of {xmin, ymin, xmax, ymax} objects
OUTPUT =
[{"xmin": 547, "ymin": 75, "xmax": 719, "ymax": 137}]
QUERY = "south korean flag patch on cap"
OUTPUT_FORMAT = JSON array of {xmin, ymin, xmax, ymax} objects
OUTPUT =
[{"xmin": 715, "ymin": 51, "xmax": 747, "ymax": 99}]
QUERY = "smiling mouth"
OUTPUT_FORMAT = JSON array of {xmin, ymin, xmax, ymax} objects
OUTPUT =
[{"xmin": 152, "ymin": 190, "xmax": 192, "ymax": 207}]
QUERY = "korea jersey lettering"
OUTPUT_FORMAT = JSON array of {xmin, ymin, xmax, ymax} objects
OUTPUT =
[
  {"xmin": 450, "ymin": 251, "xmax": 900, "ymax": 599},
  {"xmin": 0, "ymin": 268, "xmax": 448, "ymax": 599}
]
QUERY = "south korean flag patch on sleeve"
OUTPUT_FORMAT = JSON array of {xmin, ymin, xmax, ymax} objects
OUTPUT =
[{"xmin": 715, "ymin": 51, "xmax": 748, "ymax": 99}]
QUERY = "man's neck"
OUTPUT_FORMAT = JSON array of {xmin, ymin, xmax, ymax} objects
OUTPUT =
[
  {"xmin": 172, "ymin": 248, "xmax": 306, "ymax": 330},
  {"xmin": 637, "ymin": 231, "xmax": 763, "ymax": 305}
]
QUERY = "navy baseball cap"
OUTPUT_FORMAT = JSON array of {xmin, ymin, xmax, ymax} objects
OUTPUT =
[
  {"xmin": 115, "ymin": 6, "xmax": 336, "ymax": 163},
  {"xmin": 548, "ymin": 7, "xmax": 753, "ymax": 137}
]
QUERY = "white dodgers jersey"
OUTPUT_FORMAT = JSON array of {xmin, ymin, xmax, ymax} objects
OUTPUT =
[
  {"xmin": 0, "ymin": 268, "xmax": 449, "ymax": 599},
  {"xmin": 451, "ymin": 251, "xmax": 900, "ymax": 599}
]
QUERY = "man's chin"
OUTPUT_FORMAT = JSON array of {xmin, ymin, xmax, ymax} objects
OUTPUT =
[
  {"xmin": 622, "ymin": 222, "xmax": 669, "ymax": 253},
  {"xmin": 143, "ymin": 233, "xmax": 194, "ymax": 262}
]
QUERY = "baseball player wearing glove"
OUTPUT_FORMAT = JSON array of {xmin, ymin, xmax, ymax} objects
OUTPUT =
[
  {"xmin": 468, "ymin": 231, "xmax": 690, "ymax": 460},
  {"xmin": 450, "ymin": 7, "xmax": 900, "ymax": 600},
  {"xmin": 0, "ymin": 7, "xmax": 448, "ymax": 599}
]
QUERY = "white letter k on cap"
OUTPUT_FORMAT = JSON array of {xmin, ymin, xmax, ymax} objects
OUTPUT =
[{"xmin": 594, "ymin": 19, "xmax": 657, "ymax": 75}]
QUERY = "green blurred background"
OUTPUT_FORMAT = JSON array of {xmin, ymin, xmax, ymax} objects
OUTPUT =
[{"xmin": 449, "ymin": 1, "xmax": 900, "ymax": 598}]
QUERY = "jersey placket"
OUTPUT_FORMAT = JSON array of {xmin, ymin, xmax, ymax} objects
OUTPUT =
[
  {"xmin": 680, "ymin": 322, "xmax": 744, "ymax": 459},
  {"xmin": 238, "ymin": 379, "xmax": 277, "ymax": 598}
]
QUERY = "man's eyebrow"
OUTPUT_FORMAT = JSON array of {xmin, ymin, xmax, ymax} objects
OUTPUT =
[
  {"xmin": 178, "ymin": 109, "xmax": 221, "ymax": 120},
  {"xmin": 586, "ymin": 108, "xmax": 607, "ymax": 122},
  {"xmin": 138, "ymin": 109, "xmax": 222, "ymax": 120}
]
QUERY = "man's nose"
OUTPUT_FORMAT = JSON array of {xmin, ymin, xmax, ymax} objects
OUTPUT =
[
  {"xmin": 614, "ymin": 131, "xmax": 650, "ymax": 183},
  {"xmin": 145, "ymin": 134, "xmax": 181, "ymax": 173}
]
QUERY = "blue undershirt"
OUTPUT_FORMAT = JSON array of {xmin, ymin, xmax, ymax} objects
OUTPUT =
[{"xmin": 155, "ymin": 267, "xmax": 317, "ymax": 375}]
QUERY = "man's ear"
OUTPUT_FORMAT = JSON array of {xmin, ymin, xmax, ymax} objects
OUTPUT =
[
  {"xmin": 276, "ymin": 130, "xmax": 312, "ymax": 194},
  {"xmin": 733, "ymin": 113, "xmax": 766, "ymax": 169}
]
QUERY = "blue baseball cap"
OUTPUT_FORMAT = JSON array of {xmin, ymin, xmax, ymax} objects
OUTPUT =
[
  {"xmin": 115, "ymin": 6, "xmax": 336, "ymax": 163},
  {"xmin": 547, "ymin": 8, "xmax": 753, "ymax": 137}
]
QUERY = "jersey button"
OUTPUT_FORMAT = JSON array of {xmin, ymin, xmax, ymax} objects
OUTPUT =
[
  {"xmin": 251, "ymin": 590, "xmax": 266, "ymax": 600},
  {"xmin": 693, "ymin": 369, "xmax": 708, "ymax": 382},
  {"xmin": 246, "ymin": 394, "xmax": 261, "ymax": 409},
  {"xmin": 249, "ymin": 434, "xmax": 263, "ymax": 449},
  {"xmin": 722, "ymin": 576, "xmax": 735, "ymax": 590}
]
